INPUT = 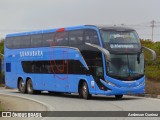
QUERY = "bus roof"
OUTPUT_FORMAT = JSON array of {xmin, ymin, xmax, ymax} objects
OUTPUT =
[
  {"xmin": 6, "ymin": 25, "xmax": 86, "ymax": 37},
  {"xmin": 6, "ymin": 25, "xmax": 135, "ymax": 37},
  {"xmin": 97, "ymin": 25, "xmax": 135, "ymax": 31}
]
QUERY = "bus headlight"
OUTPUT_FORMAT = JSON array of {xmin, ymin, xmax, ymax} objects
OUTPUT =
[{"xmin": 137, "ymin": 82, "xmax": 145, "ymax": 87}]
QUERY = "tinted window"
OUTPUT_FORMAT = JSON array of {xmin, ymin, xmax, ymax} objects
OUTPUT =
[
  {"xmin": 42, "ymin": 33, "xmax": 55, "ymax": 47},
  {"xmin": 13, "ymin": 36, "xmax": 30, "ymax": 49},
  {"xmin": 5, "ymin": 37, "xmax": 13, "ymax": 49},
  {"xmin": 22, "ymin": 60, "xmax": 88, "ymax": 74},
  {"xmin": 50, "ymin": 60, "xmax": 68, "ymax": 74},
  {"xmin": 69, "ymin": 30, "xmax": 83, "ymax": 45},
  {"xmin": 12, "ymin": 37, "xmax": 23, "ymax": 49},
  {"xmin": 21, "ymin": 36, "xmax": 31, "ymax": 48},
  {"xmin": 6, "ymin": 63, "xmax": 11, "ymax": 72},
  {"xmin": 22, "ymin": 60, "xmax": 67, "ymax": 74},
  {"xmin": 21, "ymin": 61, "xmax": 33, "ymax": 73},
  {"xmin": 6, "ymin": 36, "xmax": 30, "ymax": 49},
  {"xmin": 68, "ymin": 60, "xmax": 87, "ymax": 74},
  {"xmin": 31, "ymin": 34, "xmax": 42, "ymax": 47},
  {"xmin": 55, "ymin": 32, "xmax": 68, "ymax": 46},
  {"xmin": 100, "ymin": 30, "xmax": 140, "ymax": 43},
  {"xmin": 85, "ymin": 29, "xmax": 99, "ymax": 45}
]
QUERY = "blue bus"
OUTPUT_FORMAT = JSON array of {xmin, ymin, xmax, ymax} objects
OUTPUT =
[{"xmin": 4, "ymin": 25, "xmax": 156, "ymax": 99}]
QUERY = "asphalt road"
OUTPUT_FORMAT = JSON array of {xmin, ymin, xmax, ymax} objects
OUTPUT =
[{"xmin": 0, "ymin": 87, "xmax": 160, "ymax": 120}]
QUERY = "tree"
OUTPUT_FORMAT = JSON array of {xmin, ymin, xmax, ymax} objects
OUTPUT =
[
  {"xmin": 0, "ymin": 39, "xmax": 4, "ymax": 84},
  {"xmin": 0, "ymin": 39, "xmax": 4, "ymax": 55}
]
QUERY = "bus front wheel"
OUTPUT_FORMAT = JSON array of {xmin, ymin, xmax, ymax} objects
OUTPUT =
[
  {"xmin": 81, "ymin": 82, "xmax": 91, "ymax": 99},
  {"xmin": 18, "ymin": 78, "xmax": 26, "ymax": 94}
]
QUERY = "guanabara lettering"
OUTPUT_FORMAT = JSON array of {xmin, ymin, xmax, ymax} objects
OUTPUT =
[{"xmin": 20, "ymin": 50, "xmax": 43, "ymax": 57}]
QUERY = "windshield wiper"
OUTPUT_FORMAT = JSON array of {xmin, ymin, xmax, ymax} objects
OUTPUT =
[
  {"xmin": 108, "ymin": 72, "xmax": 144, "ymax": 81},
  {"xmin": 130, "ymin": 73, "xmax": 144, "ymax": 77}
]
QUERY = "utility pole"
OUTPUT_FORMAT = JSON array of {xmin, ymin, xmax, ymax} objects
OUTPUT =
[{"xmin": 151, "ymin": 20, "xmax": 156, "ymax": 41}]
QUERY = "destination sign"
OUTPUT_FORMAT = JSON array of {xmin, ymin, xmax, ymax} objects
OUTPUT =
[{"xmin": 110, "ymin": 44, "xmax": 138, "ymax": 49}]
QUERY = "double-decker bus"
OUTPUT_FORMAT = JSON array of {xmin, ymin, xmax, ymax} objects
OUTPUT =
[{"xmin": 4, "ymin": 25, "xmax": 156, "ymax": 99}]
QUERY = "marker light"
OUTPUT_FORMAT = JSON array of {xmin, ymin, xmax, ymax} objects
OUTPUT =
[{"xmin": 56, "ymin": 28, "xmax": 65, "ymax": 32}]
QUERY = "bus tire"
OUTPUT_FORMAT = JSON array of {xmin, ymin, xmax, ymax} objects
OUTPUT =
[
  {"xmin": 79, "ymin": 90, "xmax": 83, "ymax": 98},
  {"xmin": 26, "ymin": 79, "xmax": 34, "ymax": 94},
  {"xmin": 81, "ymin": 82, "xmax": 91, "ymax": 99},
  {"xmin": 18, "ymin": 78, "xmax": 26, "ymax": 94},
  {"xmin": 115, "ymin": 95, "xmax": 123, "ymax": 99},
  {"xmin": 79, "ymin": 86, "xmax": 83, "ymax": 98}
]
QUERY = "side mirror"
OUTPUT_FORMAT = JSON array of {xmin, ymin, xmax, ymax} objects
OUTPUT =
[
  {"xmin": 85, "ymin": 42, "xmax": 111, "ymax": 62},
  {"xmin": 142, "ymin": 46, "xmax": 156, "ymax": 60}
]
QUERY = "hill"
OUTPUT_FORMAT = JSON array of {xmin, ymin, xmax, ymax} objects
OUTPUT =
[
  {"xmin": 141, "ymin": 39, "xmax": 160, "ymax": 81},
  {"xmin": 140, "ymin": 39, "xmax": 160, "ymax": 96}
]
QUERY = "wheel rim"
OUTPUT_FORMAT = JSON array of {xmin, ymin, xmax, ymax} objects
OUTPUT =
[
  {"xmin": 19, "ymin": 80, "xmax": 24, "ymax": 92},
  {"xmin": 27, "ymin": 80, "xmax": 33, "ymax": 93},
  {"xmin": 82, "ymin": 84, "xmax": 87, "ymax": 96}
]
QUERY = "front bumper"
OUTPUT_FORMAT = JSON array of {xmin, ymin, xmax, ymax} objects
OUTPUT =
[{"xmin": 96, "ymin": 76, "xmax": 145, "ymax": 95}]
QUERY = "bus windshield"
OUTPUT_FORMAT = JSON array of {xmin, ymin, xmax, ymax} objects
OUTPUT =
[
  {"xmin": 106, "ymin": 53, "xmax": 144, "ymax": 80},
  {"xmin": 100, "ymin": 30, "xmax": 140, "ymax": 44}
]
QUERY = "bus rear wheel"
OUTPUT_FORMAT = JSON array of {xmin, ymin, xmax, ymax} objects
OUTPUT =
[
  {"xmin": 27, "ymin": 79, "xmax": 41, "ymax": 94},
  {"xmin": 81, "ymin": 82, "xmax": 91, "ymax": 99},
  {"xmin": 115, "ymin": 95, "xmax": 123, "ymax": 99},
  {"xmin": 27, "ymin": 79, "xmax": 34, "ymax": 94},
  {"xmin": 18, "ymin": 78, "xmax": 26, "ymax": 94}
]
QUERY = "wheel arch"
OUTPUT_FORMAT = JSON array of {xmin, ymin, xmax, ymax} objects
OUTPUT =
[
  {"xmin": 26, "ymin": 77, "xmax": 31, "ymax": 84},
  {"xmin": 17, "ymin": 77, "xmax": 24, "ymax": 89},
  {"xmin": 78, "ymin": 79, "xmax": 90, "ymax": 93}
]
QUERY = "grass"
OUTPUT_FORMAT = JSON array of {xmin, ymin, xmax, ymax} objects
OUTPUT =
[
  {"xmin": 145, "ymin": 65, "xmax": 160, "ymax": 81},
  {"xmin": 141, "ymin": 40, "xmax": 160, "ymax": 97}
]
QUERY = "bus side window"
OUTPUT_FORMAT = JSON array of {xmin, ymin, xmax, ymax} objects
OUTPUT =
[
  {"xmin": 55, "ymin": 32, "xmax": 68, "ymax": 46},
  {"xmin": 31, "ymin": 34, "xmax": 42, "ymax": 47},
  {"xmin": 22, "ymin": 61, "xmax": 33, "ymax": 73},
  {"xmin": 13, "ymin": 36, "xmax": 30, "ymax": 49},
  {"xmin": 5, "ymin": 37, "xmax": 13, "ymax": 49},
  {"xmin": 84, "ymin": 29, "xmax": 99, "ymax": 45},
  {"xmin": 22, "ymin": 36, "xmax": 31, "ymax": 48},
  {"xmin": 13, "ymin": 36, "xmax": 23, "ymax": 49},
  {"xmin": 42, "ymin": 33, "xmax": 55, "ymax": 47},
  {"xmin": 44, "ymin": 61, "xmax": 52, "ymax": 73},
  {"xmin": 69, "ymin": 30, "xmax": 83, "ymax": 46},
  {"xmin": 6, "ymin": 63, "xmax": 11, "ymax": 72},
  {"xmin": 13, "ymin": 37, "xmax": 20, "ymax": 49}
]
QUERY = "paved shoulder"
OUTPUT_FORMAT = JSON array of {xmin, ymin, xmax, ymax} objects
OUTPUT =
[{"xmin": 0, "ymin": 94, "xmax": 47, "ymax": 111}]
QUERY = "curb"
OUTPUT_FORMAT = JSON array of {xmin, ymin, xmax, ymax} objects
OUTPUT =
[{"xmin": 157, "ymin": 95, "xmax": 160, "ymax": 99}]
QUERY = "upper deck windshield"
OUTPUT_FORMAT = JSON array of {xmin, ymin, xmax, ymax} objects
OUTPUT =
[
  {"xmin": 100, "ymin": 28, "xmax": 144, "ymax": 80},
  {"xmin": 100, "ymin": 29, "xmax": 140, "ymax": 44}
]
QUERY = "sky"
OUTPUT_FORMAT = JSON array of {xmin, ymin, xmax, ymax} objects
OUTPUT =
[{"xmin": 0, "ymin": 0, "xmax": 160, "ymax": 41}]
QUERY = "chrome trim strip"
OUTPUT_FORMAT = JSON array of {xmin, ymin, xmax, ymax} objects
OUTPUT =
[{"xmin": 85, "ymin": 42, "xmax": 111, "ymax": 61}]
